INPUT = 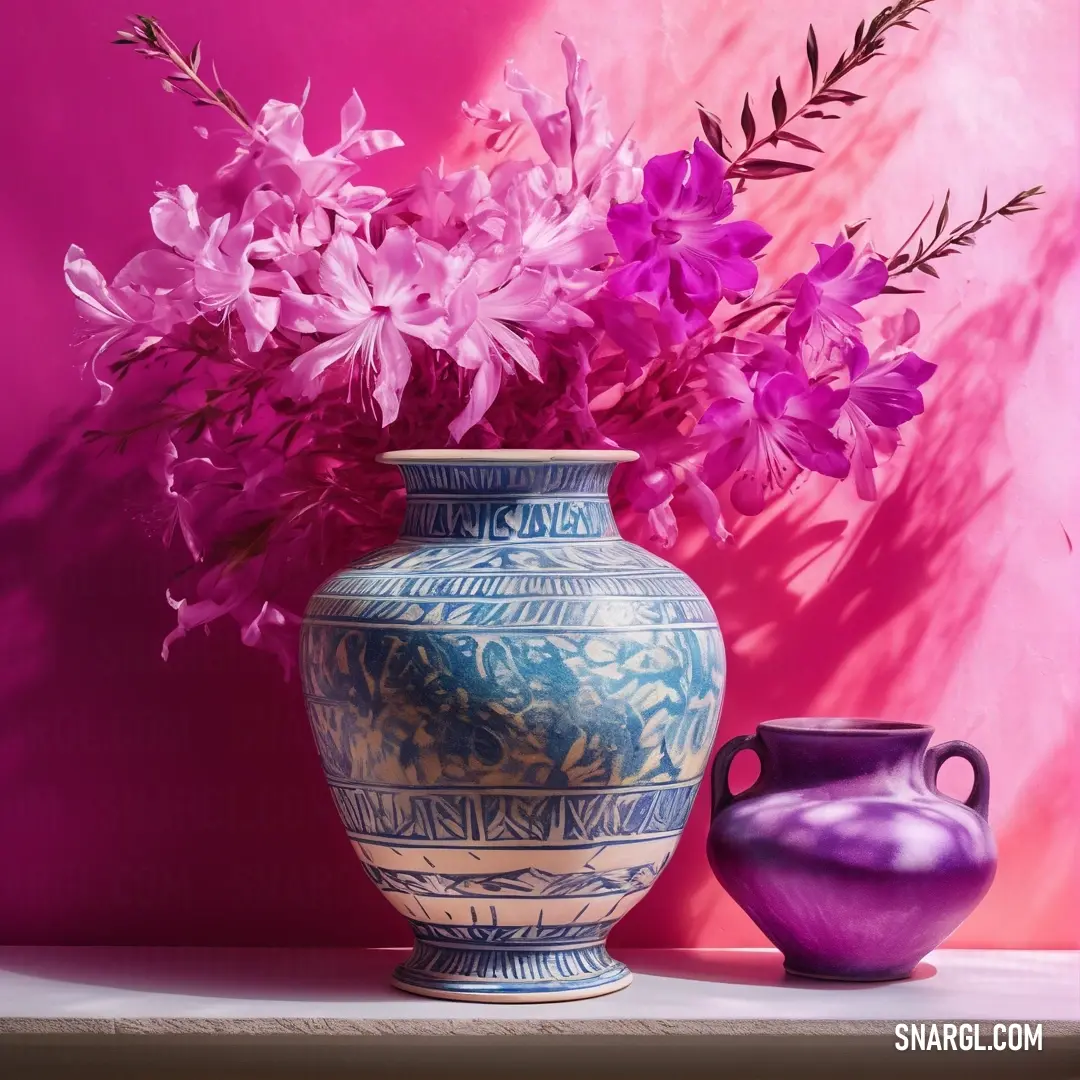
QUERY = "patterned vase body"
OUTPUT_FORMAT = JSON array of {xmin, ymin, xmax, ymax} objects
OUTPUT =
[
  {"xmin": 301, "ymin": 450, "xmax": 725, "ymax": 1002},
  {"xmin": 707, "ymin": 719, "xmax": 997, "ymax": 981}
]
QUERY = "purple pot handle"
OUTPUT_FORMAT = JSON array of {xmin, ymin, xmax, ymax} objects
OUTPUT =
[
  {"xmin": 710, "ymin": 733, "xmax": 764, "ymax": 817},
  {"xmin": 924, "ymin": 740, "xmax": 991, "ymax": 821}
]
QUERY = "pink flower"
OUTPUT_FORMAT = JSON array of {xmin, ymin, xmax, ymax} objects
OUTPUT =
[
  {"xmin": 219, "ymin": 91, "xmax": 399, "ymax": 230},
  {"xmin": 607, "ymin": 139, "xmax": 770, "ymax": 316},
  {"xmin": 194, "ymin": 216, "xmax": 282, "ymax": 351},
  {"xmin": 444, "ymin": 255, "xmax": 590, "ymax": 439},
  {"xmin": 151, "ymin": 184, "xmax": 208, "ymax": 258},
  {"xmin": 836, "ymin": 321, "xmax": 936, "ymax": 499},
  {"xmin": 64, "ymin": 245, "xmax": 180, "ymax": 401},
  {"xmin": 164, "ymin": 568, "xmax": 300, "ymax": 677},
  {"xmin": 699, "ymin": 354, "xmax": 849, "ymax": 516},
  {"xmin": 497, "ymin": 168, "xmax": 612, "ymax": 273},
  {"xmin": 781, "ymin": 236, "xmax": 888, "ymax": 356},
  {"xmin": 461, "ymin": 100, "xmax": 521, "ymax": 151},
  {"xmin": 394, "ymin": 166, "xmax": 493, "ymax": 247},
  {"xmin": 288, "ymin": 228, "xmax": 448, "ymax": 423},
  {"xmin": 503, "ymin": 36, "xmax": 642, "ymax": 207}
]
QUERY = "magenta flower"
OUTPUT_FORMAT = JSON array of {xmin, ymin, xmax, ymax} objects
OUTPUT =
[
  {"xmin": 837, "ymin": 330, "xmax": 936, "ymax": 500},
  {"xmin": 782, "ymin": 236, "xmax": 888, "ymax": 356},
  {"xmin": 607, "ymin": 139, "xmax": 770, "ymax": 316},
  {"xmin": 699, "ymin": 355, "xmax": 849, "ymax": 516}
]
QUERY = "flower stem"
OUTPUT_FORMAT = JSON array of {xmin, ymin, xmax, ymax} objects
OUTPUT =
[{"xmin": 115, "ymin": 15, "xmax": 254, "ymax": 136}]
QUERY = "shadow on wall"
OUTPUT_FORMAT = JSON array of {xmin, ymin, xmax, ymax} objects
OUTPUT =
[
  {"xmin": 612, "ymin": 209, "xmax": 1080, "ymax": 950},
  {"xmin": 0, "ymin": 420, "xmax": 408, "ymax": 946}
]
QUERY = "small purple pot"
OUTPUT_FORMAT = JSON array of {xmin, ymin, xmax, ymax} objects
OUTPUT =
[{"xmin": 706, "ymin": 718, "xmax": 997, "ymax": 981}]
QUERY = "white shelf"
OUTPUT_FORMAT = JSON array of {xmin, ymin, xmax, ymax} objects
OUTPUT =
[{"xmin": 0, "ymin": 947, "xmax": 1076, "ymax": 1036}]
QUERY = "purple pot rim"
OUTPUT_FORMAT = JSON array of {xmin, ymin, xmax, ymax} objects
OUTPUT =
[{"xmin": 759, "ymin": 718, "xmax": 933, "ymax": 735}]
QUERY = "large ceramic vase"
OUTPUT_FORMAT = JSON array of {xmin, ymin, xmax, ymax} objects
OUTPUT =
[
  {"xmin": 706, "ymin": 718, "xmax": 997, "ymax": 981},
  {"xmin": 300, "ymin": 450, "xmax": 725, "ymax": 1002}
]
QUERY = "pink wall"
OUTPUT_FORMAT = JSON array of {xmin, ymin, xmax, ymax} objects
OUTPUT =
[{"xmin": 1, "ymin": 0, "xmax": 1076, "ymax": 948}]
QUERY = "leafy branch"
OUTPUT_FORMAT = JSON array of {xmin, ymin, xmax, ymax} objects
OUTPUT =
[
  {"xmin": 114, "ymin": 15, "xmax": 253, "ymax": 134},
  {"xmin": 883, "ymin": 186, "xmax": 1044, "ymax": 293},
  {"xmin": 697, "ymin": 0, "xmax": 934, "ymax": 185}
]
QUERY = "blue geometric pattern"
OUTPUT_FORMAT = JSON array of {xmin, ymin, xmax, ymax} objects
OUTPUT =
[
  {"xmin": 410, "ymin": 920, "xmax": 619, "ymax": 943},
  {"xmin": 301, "ymin": 457, "xmax": 725, "ymax": 999},
  {"xmin": 325, "ymin": 781, "xmax": 699, "ymax": 843},
  {"xmin": 395, "ymin": 940, "xmax": 631, "ymax": 999},
  {"xmin": 363, "ymin": 862, "xmax": 660, "ymax": 898},
  {"xmin": 400, "ymin": 497, "xmax": 618, "ymax": 542}
]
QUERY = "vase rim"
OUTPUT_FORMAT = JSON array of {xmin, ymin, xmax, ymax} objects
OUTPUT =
[
  {"xmin": 760, "ymin": 717, "xmax": 933, "ymax": 735},
  {"xmin": 377, "ymin": 449, "xmax": 639, "ymax": 464}
]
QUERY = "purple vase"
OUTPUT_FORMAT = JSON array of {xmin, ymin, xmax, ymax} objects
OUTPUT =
[{"xmin": 706, "ymin": 718, "xmax": 997, "ymax": 981}]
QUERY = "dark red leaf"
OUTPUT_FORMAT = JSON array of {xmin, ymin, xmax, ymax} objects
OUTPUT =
[
  {"xmin": 809, "ymin": 88, "xmax": 865, "ymax": 104},
  {"xmin": 803, "ymin": 110, "xmax": 841, "ymax": 119},
  {"xmin": 844, "ymin": 219, "xmax": 869, "ymax": 239},
  {"xmin": 730, "ymin": 158, "xmax": 815, "ymax": 179},
  {"xmin": 881, "ymin": 285, "xmax": 925, "ymax": 294},
  {"xmin": 697, "ymin": 105, "xmax": 729, "ymax": 159},
  {"xmin": 853, "ymin": 18, "xmax": 866, "ymax": 47},
  {"xmin": 934, "ymin": 190, "xmax": 950, "ymax": 237},
  {"xmin": 771, "ymin": 77, "xmax": 787, "ymax": 129},
  {"xmin": 807, "ymin": 24, "xmax": 819, "ymax": 90},
  {"xmin": 916, "ymin": 263, "xmax": 940, "ymax": 278},
  {"xmin": 774, "ymin": 130, "xmax": 824, "ymax": 152},
  {"xmin": 740, "ymin": 94, "xmax": 756, "ymax": 149}
]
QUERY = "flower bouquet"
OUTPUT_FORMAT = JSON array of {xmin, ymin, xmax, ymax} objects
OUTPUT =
[{"xmin": 66, "ymin": 2, "xmax": 1041, "ymax": 673}]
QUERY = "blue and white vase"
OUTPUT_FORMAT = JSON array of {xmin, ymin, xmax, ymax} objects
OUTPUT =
[{"xmin": 300, "ymin": 450, "xmax": 725, "ymax": 1002}]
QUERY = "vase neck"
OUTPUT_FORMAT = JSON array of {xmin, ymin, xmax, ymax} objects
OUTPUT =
[
  {"xmin": 758, "ymin": 726, "xmax": 932, "ymax": 789},
  {"xmin": 396, "ymin": 461, "xmax": 620, "ymax": 543}
]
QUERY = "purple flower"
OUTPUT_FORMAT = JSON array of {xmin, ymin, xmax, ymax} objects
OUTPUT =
[
  {"xmin": 837, "ymin": 330, "xmax": 936, "ymax": 500},
  {"xmin": 699, "ymin": 352, "xmax": 849, "ymax": 516},
  {"xmin": 781, "ymin": 236, "xmax": 888, "ymax": 356},
  {"xmin": 606, "ymin": 139, "xmax": 770, "ymax": 317}
]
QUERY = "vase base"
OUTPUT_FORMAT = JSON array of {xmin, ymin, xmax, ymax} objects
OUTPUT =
[
  {"xmin": 391, "ymin": 939, "xmax": 633, "ymax": 1003},
  {"xmin": 784, "ymin": 963, "xmax": 915, "ymax": 983}
]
